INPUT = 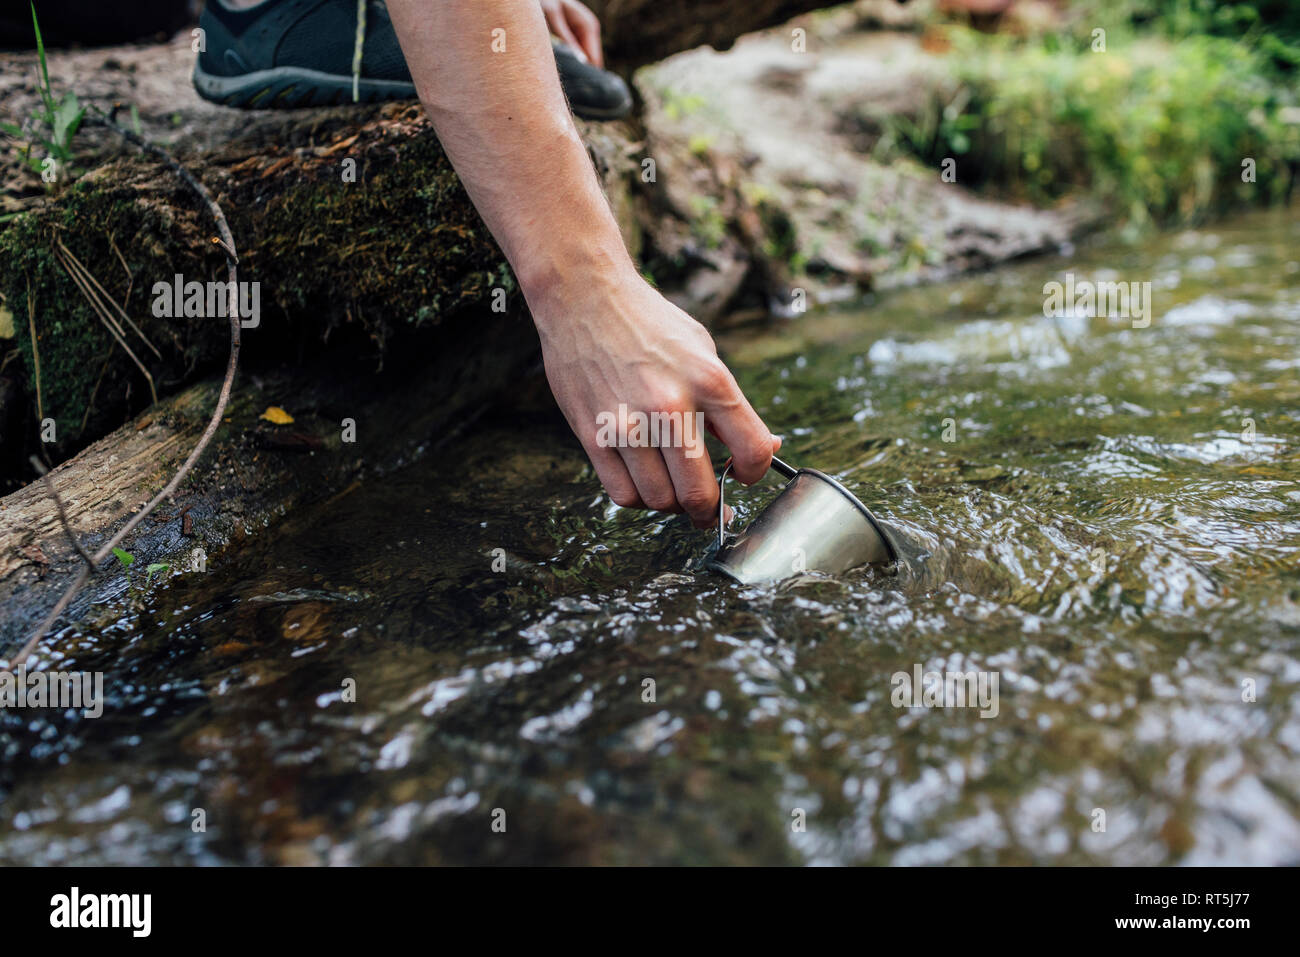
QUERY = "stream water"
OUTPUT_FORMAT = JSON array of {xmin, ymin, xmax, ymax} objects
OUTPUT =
[{"xmin": 2, "ymin": 208, "xmax": 1298, "ymax": 865}]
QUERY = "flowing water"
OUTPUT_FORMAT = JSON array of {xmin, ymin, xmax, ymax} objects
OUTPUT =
[{"xmin": 3, "ymin": 209, "xmax": 1299, "ymax": 865}]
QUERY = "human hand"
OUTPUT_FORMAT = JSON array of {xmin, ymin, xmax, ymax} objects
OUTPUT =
[
  {"xmin": 531, "ymin": 263, "xmax": 779, "ymax": 528},
  {"xmin": 539, "ymin": 0, "xmax": 604, "ymax": 67}
]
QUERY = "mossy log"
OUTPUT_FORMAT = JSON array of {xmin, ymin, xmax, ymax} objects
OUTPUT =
[
  {"xmin": 0, "ymin": 103, "xmax": 646, "ymax": 464},
  {"xmin": 0, "ymin": 322, "xmax": 547, "ymax": 654}
]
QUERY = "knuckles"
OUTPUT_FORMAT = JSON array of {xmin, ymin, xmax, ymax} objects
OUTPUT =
[
  {"xmin": 607, "ymin": 487, "xmax": 642, "ymax": 509},
  {"xmin": 731, "ymin": 448, "xmax": 773, "ymax": 485},
  {"xmin": 679, "ymin": 487, "xmax": 718, "ymax": 516},
  {"xmin": 642, "ymin": 387, "xmax": 692, "ymax": 419},
  {"xmin": 695, "ymin": 359, "xmax": 734, "ymax": 399},
  {"xmin": 642, "ymin": 490, "xmax": 680, "ymax": 513}
]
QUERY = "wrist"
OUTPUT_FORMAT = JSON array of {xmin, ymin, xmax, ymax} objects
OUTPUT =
[{"xmin": 517, "ymin": 237, "xmax": 640, "ymax": 330}]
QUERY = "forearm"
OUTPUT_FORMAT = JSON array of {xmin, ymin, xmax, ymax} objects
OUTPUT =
[
  {"xmin": 387, "ymin": 0, "xmax": 774, "ymax": 518},
  {"xmin": 385, "ymin": 0, "xmax": 633, "ymax": 319}
]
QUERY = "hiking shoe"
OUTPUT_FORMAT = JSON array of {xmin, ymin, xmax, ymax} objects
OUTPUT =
[{"xmin": 193, "ymin": 0, "xmax": 633, "ymax": 120}]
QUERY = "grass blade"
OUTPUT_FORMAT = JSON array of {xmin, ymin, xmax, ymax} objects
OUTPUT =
[{"xmin": 31, "ymin": 1, "xmax": 54, "ymax": 116}]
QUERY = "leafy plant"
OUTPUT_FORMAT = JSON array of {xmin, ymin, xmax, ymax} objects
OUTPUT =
[
  {"xmin": 882, "ymin": 24, "xmax": 1298, "ymax": 229},
  {"xmin": 0, "ymin": 3, "xmax": 85, "ymax": 186}
]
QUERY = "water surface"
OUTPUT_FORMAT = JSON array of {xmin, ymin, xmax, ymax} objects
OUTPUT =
[{"xmin": 3, "ymin": 209, "xmax": 1298, "ymax": 865}]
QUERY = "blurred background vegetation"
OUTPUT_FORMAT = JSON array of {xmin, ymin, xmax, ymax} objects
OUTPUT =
[{"xmin": 876, "ymin": 0, "xmax": 1299, "ymax": 231}]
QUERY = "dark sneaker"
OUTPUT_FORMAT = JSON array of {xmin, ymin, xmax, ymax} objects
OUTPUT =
[
  {"xmin": 193, "ymin": 0, "xmax": 632, "ymax": 120},
  {"xmin": 193, "ymin": 0, "xmax": 413, "ymax": 108}
]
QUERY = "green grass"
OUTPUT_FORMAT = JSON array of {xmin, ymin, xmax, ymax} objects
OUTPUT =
[
  {"xmin": 882, "ymin": 24, "xmax": 1299, "ymax": 229},
  {"xmin": 0, "ymin": 3, "xmax": 85, "ymax": 187}
]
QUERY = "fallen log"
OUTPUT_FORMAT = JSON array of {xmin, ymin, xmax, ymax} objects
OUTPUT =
[
  {"xmin": 590, "ymin": 0, "xmax": 865, "ymax": 70},
  {"xmin": 0, "ymin": 99, "xmax": 643, "ymax": 464},
  {"xmin": 0, "ymin": 318, "xmax": 540, "ymax": 655}
]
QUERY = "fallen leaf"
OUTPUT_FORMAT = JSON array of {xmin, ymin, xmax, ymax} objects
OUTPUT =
[{"xmin": 260, "ymin": 405, "xmax": 295, "ymax": 425}]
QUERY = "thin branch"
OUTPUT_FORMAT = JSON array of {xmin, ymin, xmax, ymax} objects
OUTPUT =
[
  {"xmin": 57, "ymin": 238, "xmax": 161, "ymax": 360},
  {"xmin": 78, "ymin": 354, "xmax": 111, "ymax": 435},
  {"xmin": 108, "ymin": 234, "xmax": 134, "ymax": 304},
  {"xmin": 12, "ymin": 110, "xmax": 244, "ymax": 667},
  {"xmin": 54, "ymin": 243, "xmax": 159, "ymax": 405}
]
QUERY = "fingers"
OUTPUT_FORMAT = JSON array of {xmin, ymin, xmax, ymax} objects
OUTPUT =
[
  {"xmin": 593, "ymin": 439, "xmax": 718, "ymax": 527},
  {"xmin": 564, "ymin": 0, "xmax": 605, "ymax": 68},
  {"xmin": 584, "ymin": 410, "xmax": 728, "ymax": 525},
  {"xmin": 618, "ymin": 445, "xmax": 680, "ymax": 515},
  {"xmin": 583, "ymin": 441, "xmax": 644, "ymax": 510},
  {"xmin": 599, "ymin": 420, "xmax": 774, "ymax": 527},
  {"xmin": 699, "ymin": 361, "xmax": 775, "ymax": 486},
  {"xmin": 661, "ymin": 438, "xmax": 721, "ymax": 528},
  {"xmin": 543, "ymin": 1, "xmax": 586, "ymax": 62},
  {"xmin": 588, "ymin": 418, "xmax": 773, "ymax": 524}
]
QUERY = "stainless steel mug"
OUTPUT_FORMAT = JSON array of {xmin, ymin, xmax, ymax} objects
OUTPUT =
[{"xmin": 708, "ymin": 455, "xmax": 897, "ymax": 584}]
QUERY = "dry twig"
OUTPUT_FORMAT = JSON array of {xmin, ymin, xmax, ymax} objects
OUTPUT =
[{"xmin": 9, "ymin": 111, "xmax": 244, "ymax": 666}]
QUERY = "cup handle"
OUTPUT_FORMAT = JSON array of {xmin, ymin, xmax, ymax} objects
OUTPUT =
[{"xmin": 716, "ymin": 455, "xmax": 799, "ymax": 551}]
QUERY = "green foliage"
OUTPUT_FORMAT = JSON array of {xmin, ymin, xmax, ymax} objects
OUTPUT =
[
  {"xmin": 659, "ymin": 88, "xmax": 708, "ymax": 122},
  {"xmin": 1082, "ymin": 1, "xmax": 1300, "ymax": 42},
  {"xmin": 885, "ymin": 25, "xmax": 1298, "ymax": 229},
  {"xmin": 687, "ymin": 195, "xmax": 727, "ymax": 248},
  {"xmin": 0, "ymin": 3, "xmax": 85, "ymax": 186},
  {"xmin": 112, "ymin": 547, "xmax": 134, "ymax": 568},
  {"xmin": 1066, "ymin": 1, "xmax": 1300, "ymax": 76},
  {"xmin": 688, "ymin": 133, "xmax": 714, "ymax": 157}
]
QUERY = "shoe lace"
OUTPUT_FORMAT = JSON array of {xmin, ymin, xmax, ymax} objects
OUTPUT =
[{"xmin": 351, "ymin": 0, "xmax": 367, "ymax": 103}]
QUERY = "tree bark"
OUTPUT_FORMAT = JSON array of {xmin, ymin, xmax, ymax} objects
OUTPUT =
[{"xmin": 590, "ymin": 0, "xmax": 856, "ymax": 71}]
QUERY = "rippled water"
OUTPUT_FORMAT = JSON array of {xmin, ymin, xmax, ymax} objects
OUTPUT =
[{"xmin": 3, "ymin": 209, "xmax": 1299, "ymax": 865}]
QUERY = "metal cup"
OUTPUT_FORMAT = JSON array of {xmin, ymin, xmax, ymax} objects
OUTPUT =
[{"xmin": 707, "ymin": 455, "xmax": 897, "ymax": 584}]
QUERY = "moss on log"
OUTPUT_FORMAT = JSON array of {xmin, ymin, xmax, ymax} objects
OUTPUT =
[{"xmin": 0, "ymin": 103, "xmax": 643, "ymax": 470}]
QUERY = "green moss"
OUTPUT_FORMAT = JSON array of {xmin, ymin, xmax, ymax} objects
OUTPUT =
[
  {"xmin": 0, "ymin": 120, "xmax": 521, "ymax": 463},
  {"xmin": 0, "ymin": 179, "xmax": 222, "ymax": 450},
  {"xmin": 242, "ymin": 127, "xmax": 511, "ymax": 332}
]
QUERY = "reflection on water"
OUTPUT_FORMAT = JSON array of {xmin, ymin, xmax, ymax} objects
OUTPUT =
[{"xmin": 3, "ymin": 209, "xmax": 1299, "ymax": 865}]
